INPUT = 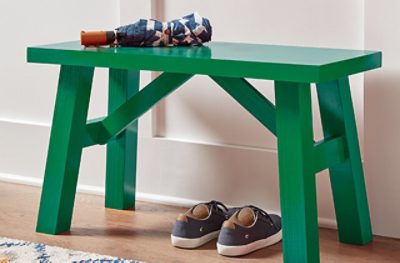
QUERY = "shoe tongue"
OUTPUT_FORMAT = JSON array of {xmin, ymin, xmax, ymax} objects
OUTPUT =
[
  {"xmin": 236, "ymin": 207, "xmax": 256, "ymax": 227},
  {"xmin": 190, "ymin": 204, "xmax": 210, "ymax": 219}
]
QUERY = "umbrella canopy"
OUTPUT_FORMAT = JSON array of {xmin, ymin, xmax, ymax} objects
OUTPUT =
[{"xmin": 116, "ymin": 12, "xmax": 212, "ymax": 47}]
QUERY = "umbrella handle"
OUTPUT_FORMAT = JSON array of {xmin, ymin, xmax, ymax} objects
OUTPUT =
[{"xmin": 81, "ymin": 31, "xmax": 115, "ymax": 47}]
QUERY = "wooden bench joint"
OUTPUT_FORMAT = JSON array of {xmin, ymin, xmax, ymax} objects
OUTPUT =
[{"xmin": 313, "ymin": 136, "xmax": 348, "ymax": 173}]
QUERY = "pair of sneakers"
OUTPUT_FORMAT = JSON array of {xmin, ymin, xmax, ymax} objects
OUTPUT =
[{"xmin": 171, "ymin": 200, "xmax": 282, "ymax": 256}]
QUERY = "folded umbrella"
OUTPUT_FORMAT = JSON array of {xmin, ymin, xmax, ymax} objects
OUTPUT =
[{"xmin": 81, "ymin": 12, "xmax": 212, "ymax": 47}]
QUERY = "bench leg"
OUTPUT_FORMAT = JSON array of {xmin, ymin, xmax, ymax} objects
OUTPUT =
[
  {"xmin": 275, "ymin": 81, "xmax": 320, "ymax": 263},
  {"xmin": 105, "ymin": 69, "xmax": 140, "ymax": 209},
  {"xmin": 36, "ymin": 65, "xmax": 94, "ymax": 234},
  {"xmin": 317, "ymin": 77, "xmax": 372, "ymax": 244}
]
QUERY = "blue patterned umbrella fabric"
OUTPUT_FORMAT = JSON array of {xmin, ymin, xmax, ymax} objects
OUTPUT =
[{"xmin": 115, "ymin": 12, "xmax": 212, "ymax": 47}]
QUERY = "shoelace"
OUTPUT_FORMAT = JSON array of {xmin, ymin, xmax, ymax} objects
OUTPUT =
[
  {"xmin": 245, "ymin": 205, "xmax": 279, "ymax": 231},
  {"xmin": 198, "ymin": 201, "xmax": 278, "ymax": 230},
  {"xmin": 204, "ymin": 200, "xmax": 229, "ymax": 214}
]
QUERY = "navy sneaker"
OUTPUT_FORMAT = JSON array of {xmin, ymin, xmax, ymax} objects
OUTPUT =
[
  {"xmin": 217, "ymin": 205, "xmax": 282, "ymax": 256},
  {"xmin": 171, "ymin": 200, "xmax": 236, "ymax": 248}
]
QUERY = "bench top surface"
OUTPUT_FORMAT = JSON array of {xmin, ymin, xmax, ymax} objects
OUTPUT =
[{"xmin": 27, "ymin": 41, "xmax": 381, "ymax": 83}]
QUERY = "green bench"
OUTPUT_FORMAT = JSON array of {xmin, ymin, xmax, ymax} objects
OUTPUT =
[{"xmin": 27, "ymin": 41, "xmax": 381, "ymax": 262}]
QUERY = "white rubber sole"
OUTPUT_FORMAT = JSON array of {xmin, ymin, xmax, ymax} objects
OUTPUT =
[
  {"xmin": 171, "ymin": 230, "xmax": 220, "ymax": 249},
  {"xmin": 217, "ymin": 229, "xmax": 282, "ymax": 256}
]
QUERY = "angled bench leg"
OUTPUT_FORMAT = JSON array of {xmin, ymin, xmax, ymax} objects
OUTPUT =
[
  {"xmin": 36, "ymin": 65, "xmax": 94, "ymax": 234},
  {"xmin": 105, "ymin": 69, "xmax": 140, "ymax": 210},
  {"xmin": 317, "ymin": 77, "xmax": 372, "ymax": 245},
  {"xmin": 275, "ymin": 81, "xmax": 320, "ymax": 263}
]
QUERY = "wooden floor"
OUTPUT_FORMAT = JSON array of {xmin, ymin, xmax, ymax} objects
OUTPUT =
[{"xmin": 0, "ymin": 182, "xmax": 399, "ymax": 262}]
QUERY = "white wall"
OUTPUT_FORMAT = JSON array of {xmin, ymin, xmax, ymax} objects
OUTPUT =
[
  {"xmin": 0, "ymin": 0, "xmax": 119, "ymax": 192},
  {"xmin": 157, "ymin": 0, "xmax": 365, "ymax": 149},
  {"xmin": 0, "ymin": 0, "xmax": 398, "ymax": 238},
  {"xmin": 149, "ymin": 0, "xmax": 365, "ymax": 228},
  {"xmin": 0, "ymin": 0, "xmax": 119, "ymax": 122},
  {"xmin": 364, "ymin": 0, "xmax": 400, "ymax": 238}
]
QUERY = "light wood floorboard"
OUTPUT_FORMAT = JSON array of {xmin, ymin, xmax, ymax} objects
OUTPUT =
[{"xmin": 0, "ymin": 182, "xmax": 399, "ymax": 262}]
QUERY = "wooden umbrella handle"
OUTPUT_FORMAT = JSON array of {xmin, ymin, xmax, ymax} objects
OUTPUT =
[{"xmin": 80, "ymin": 31, "xmax": 115, "ymax": 46}]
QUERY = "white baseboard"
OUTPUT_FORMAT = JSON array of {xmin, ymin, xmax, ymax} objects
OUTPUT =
[
  {"xmin": 0, "ymin": 172, "xmax": 203, "ymax": 206},
  {"xmin": 0, "ymin": 118, "xmax": 338, "ymax": 231},
  {"xmin": 0, "ymin": 172, "xmax": 337, "ymax": 230}
]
